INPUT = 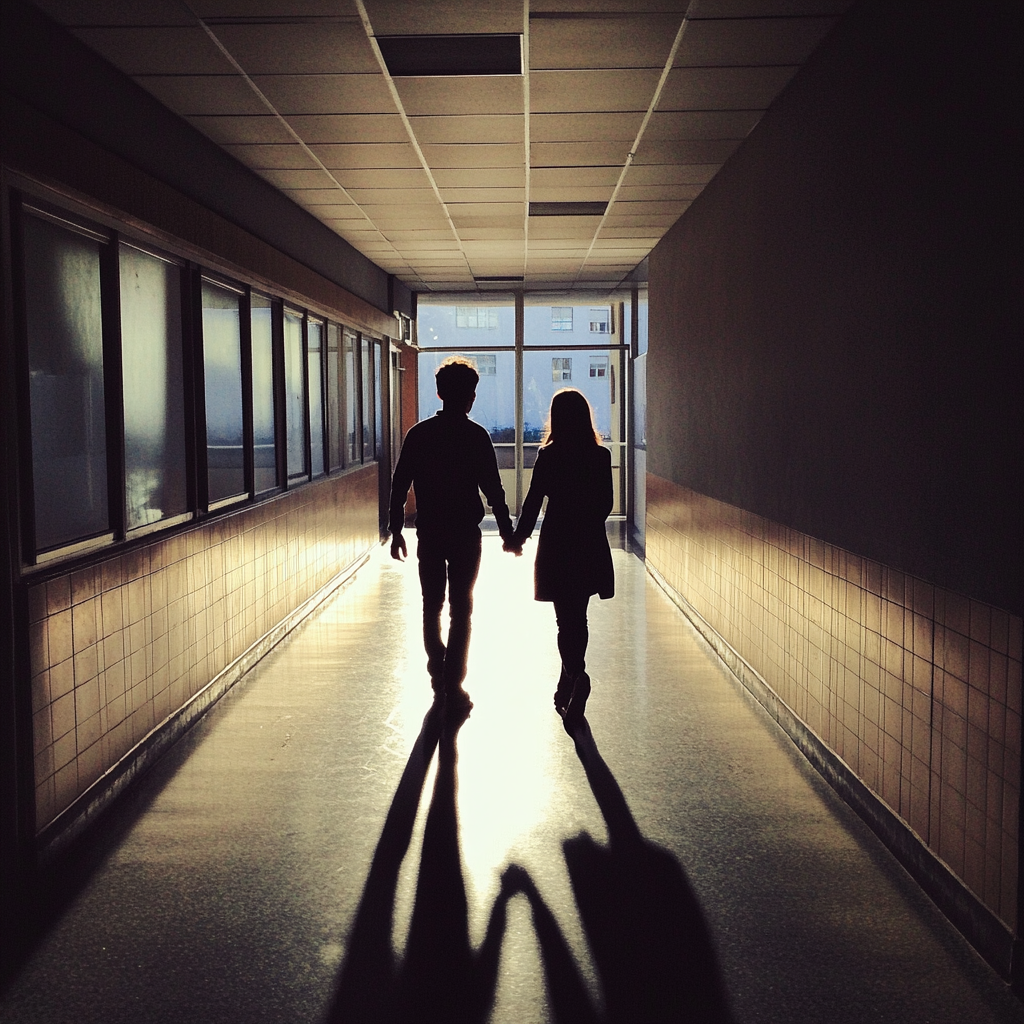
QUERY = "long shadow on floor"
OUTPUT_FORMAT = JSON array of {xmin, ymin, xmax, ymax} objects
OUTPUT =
[
  {"xmin": 324, "ymin": 703, "xmax": 512, "ymax": 1024},
  {"xmin": 504, "ymin": 717, "xmax": 735, "ymax": 1024}
]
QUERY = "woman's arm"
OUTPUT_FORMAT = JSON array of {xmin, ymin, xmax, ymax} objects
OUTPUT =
[{"xmin": 511, "ymin": 448, "xmax": 547, "ymax": 543}]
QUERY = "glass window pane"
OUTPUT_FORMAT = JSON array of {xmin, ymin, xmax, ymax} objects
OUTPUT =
[
  {"xmin": 251, "ymin": 294, "xmax": 277, "ymax": 493},
  {"xmin": 637, "ymin": 283, "xmax": 648, "ymax": 355},
  {"xmin": 327, "ymin": 323, "xmax": 341, "ymax": 470},
  {"xmin": 22, "ymin": 212, "xmax": 109, "ymax": 551},
  {"xmin": 308, "ymin": 319, "xmax": 325, "ymax": 477},
  {"xmin": 361, "ymin": 335, "xmax": 373, "ymax": 460},
  {"xmin": 343, "ymin": 327, "xmax": 360, "ymax": 464},
  {"xmin": 202, "ymin": 280, "xmax": 244, "ymax": 503},
  {"xmin": 284, "ymin": 308, "xmax": 306, "ymax": 480},
  {"xmin": 416, "ymin": 295, "xmax": 515, "ymax": 347},
  {"xmin": 120, "ymin": 243, "xmax": 187, "ymax": 529},
  {"xmin": 374, "ymin": 340, "xmax": 383, "ymax": 461}
]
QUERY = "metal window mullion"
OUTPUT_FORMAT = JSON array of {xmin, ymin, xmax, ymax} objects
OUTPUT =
[
  {"xmin": 514, "ymin": 290, "xmax": 524, "ymax": 516},
  {"xmin": 240, "ymin": 289, "xmax": 255, "ymax": 499}
]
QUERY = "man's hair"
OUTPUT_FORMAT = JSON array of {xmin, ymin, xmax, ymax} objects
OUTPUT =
[{"xmin": 435, "ymin": 357, "xmax": 479, "ymax": 404}]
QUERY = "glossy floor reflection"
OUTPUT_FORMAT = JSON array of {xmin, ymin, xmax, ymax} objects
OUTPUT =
[{"xmin": 1, "ymin": 539, "xmax": 1021, "ymax": 1023}]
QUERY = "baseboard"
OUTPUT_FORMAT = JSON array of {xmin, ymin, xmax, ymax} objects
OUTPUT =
[
  {"xmin": 35, "ymin": 550, "xmax": 372, "ymax": 866},
  {"xmin": 646, "ymin": 563, "xmax": 1017, "ymax": 981}
]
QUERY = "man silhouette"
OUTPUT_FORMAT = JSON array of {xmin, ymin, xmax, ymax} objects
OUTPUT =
[{"xmin": 388, "ymin": 357, "xmax": 514, "ymax": 710}]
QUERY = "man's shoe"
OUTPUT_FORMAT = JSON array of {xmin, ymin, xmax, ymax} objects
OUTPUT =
[{"xmin": 563, "ymin": 672, "xmax": 590, "ymax": 725}]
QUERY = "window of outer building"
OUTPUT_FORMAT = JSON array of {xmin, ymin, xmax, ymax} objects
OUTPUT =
[
  {"xmin": 455, "ymin": 307, "xmax": 498, "ymax": 329},
  {"xmin": 361, "ymin": 333, "xmax": 374, "ymax": 460},
  {"xmin": 552, "ymin": 357, "xmax": 572, "ymax": 382},
  {"xmin": 308, "ymin": 318, "xmax": 325, "ymax": 477},
  {"xmin": 472, "ymin": 353, "xmax": 497, "ymax": 376},
  {"xmin": 589, "ymin": 308, "xmax": 610, "ymax": 334},
  {"xmin": 250, "ymin": 293, "xmax": 278, "ymax": 493},
  {"xmin": 283, "ymin": 307, "xmax": 307, "ymax": 481},
  {"xmin": 21, "ymin": 209, "xmax": 111, "ymax": 553},
  {"xmin": 202, "ymin": 279, "xmax": 245, "ymax": 505},
  {"xmin": 343, "ymin": 327, "xmax": 360, "ymax": 464},
  {"xmin": 119, "ymin": 241, "xmax": 188, "ymax": 531},
  {"xmin": 327, "ymin": 322, "xmax": 342, "ymax": 470},
  {"xmin": 590, "ymin": 355, "xmax": 608, "ymax": 378},
  {"xmin": 551, "ymin": 307, "xmax": 573, "ymax": 331}
]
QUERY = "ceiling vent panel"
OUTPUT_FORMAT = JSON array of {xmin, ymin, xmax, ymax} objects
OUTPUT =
[
  {"xmin": 378, "ymin": 35, "xmax": 522, "ymax": 77},
  {"xmin": 529, "ymin": 202, "xmax": 608, "ymax": 217}
]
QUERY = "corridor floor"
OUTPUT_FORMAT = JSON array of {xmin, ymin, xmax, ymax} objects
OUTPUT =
[{"xmin": 2, "ymin": 539, "xmax": 1021, "ymax": 1024}]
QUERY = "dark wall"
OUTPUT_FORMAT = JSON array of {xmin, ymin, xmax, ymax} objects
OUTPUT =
[
  {"xmin": 648, "ymin": 0, "xmax": 1022, "ymax": 614},
  {"xmin": 2, "ymin": 0, "xmax": 394, "ymax": 316}
]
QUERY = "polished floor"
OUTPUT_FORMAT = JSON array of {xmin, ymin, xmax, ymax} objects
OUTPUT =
[{"xmin": 1, "ymin": 539, "xmax": 1021, "ymax": 1024}]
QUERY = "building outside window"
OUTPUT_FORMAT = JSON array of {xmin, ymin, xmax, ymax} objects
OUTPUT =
[
  {"xmin": 589, "ymin": 308, "xmax": 610, "ymax": 334},
  {"xmin": 468, "ymin": 353, "xmax": 497, "ymax": 376},
  {"xmin": 590, "ymin": 355, "xmax": 608, "ymax": 378},
  {"xmin": 551, "ymin": 307, "xmax": 573, "ymax": 331},
  {"xmin": 456, "ymin": 307, "xmax": 498, "ymax": 330},
  {"xmin": 552, "ymin": 357, "xmax": 572, "ymax": 382}
]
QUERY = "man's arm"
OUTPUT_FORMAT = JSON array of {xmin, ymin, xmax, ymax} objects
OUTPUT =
[
  {"xmin": 475, "ymin": 430, "xmax": 514, "ymax": 540},
  {"xmin": 388, "ymin": 430, "xmax": 416, "ymax": 559}
]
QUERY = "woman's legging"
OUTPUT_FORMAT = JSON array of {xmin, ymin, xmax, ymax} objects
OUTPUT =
[{"xmin": 553, "ymin": 593, "xmax": 591, "ymax": 677}]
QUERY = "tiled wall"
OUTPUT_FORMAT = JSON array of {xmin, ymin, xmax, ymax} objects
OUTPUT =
[
  {"xmin": 27, "ymin": 467, "xmax": 379, "ymax": 834},
  {"xmin": 646, "ymin": 473, "xmax": 1022, "ymax": 932}
]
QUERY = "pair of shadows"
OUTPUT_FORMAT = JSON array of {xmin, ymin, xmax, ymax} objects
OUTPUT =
[{"xmin": 324, "ymin": 705, "xmax": 733, "ymax": 1024}]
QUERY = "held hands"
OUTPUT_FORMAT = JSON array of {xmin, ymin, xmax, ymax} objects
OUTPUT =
[
  {"xmin": 503, "ymin": 536, "xmax": 524, "ymax": 557},
  {"xmin": 390, "ymin": 531, "xmax": 407, "ymax": 561}
]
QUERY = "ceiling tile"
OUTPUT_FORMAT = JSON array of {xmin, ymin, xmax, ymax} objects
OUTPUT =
[
  {"xmin": 394, "ymin": 77, "xmax": 524, "ymax": 116},
  {"xmin": 34, "ymin": 0, "xmax": 195, "ymax": 26},
  {"xmin": 194, "ymin": 1, "xmax": 355, "ymax": 14},
  {"xmin": 659, "ymin": 66, "xmax": 799, "ymax": 110},
  {"xmin": 209, "ymin": 23, "xmax": 379, "ymax": 74},
  {"xmin": 187, "ymin": 115, "xmax": 294, "ymax": 144},
  {"xmin": 386, "ymin": 229, "xmax": 462, "ymax": 241},
  {"xmin": 253, "ymin": 75, "xmax": 394, "ymax": 115},
  {"xmin": 360, "ymin": 205, "xmax": 451, "ymax": 226},
  {"xmin": 433, "ymin": 167, "xmax": 525, "ymax": 188},
  {"xmin": 675, "ymin": 16, "xmax": 836, "ymax": 66},
  {"xmin": 421, "ymin": 144, "xmax": 523, "ymax": 167},
  {"xmin": 530, "ymin": 142, "xmax": 630, "ymax": 166},
  {"xmin": 311, "ymin": 143, "xmax": 421, "ymax": 168},
  {"xmin": 458, "ymin": 227, "xmax": 525, "ymax": 240},
  {"xmin": 531, "ymin": 166, "xmax": 619, "ymax": 188},
  {"xmin": 609, "ymin": 200, "xmax": 690, "ymax": 218},
  {"xmin": 285, "ymin": 114, "xmax": 407, "ymax": 143},
  {"xmin": 449, "ymin": 203, "xmax": 524, "ymax": 219},
  {"xmin": 646, "ymin": 110, "xmax": 762, "ymax": 140},
  {"xmin": 530, "ymin": 186, "xmax": 614, "ymax": 203},
  {"xmin": 256, "ymin": 168, "xmax": 340, "ymax": 189},
  {"xmin": 449, "ymin": 214, "xmax": 523, "ymax": 229},
  {"xmin": 601, "ymin": 213, "xmax": 679, "ymax": 228},
  {"xmin": 633, "ymin": 139, "xmax": 740, "ymax": 163},
  {"xmin": 363, "ymin": 0, "xmax": 523, "ymax": 35},
  {"xmin": 222, "ymin": 144, "xmax": 319, "ymax": 168},
  {"xmin": 73, "ymin": 27, "xmax": 235, "ymax": 75},
  {"xmin": 531, "ymin": 113, "xmax": 644, "ymax": 143},
  {"xmin": 332, "ymin": 168, "xmax": 432, "ymax": 188},
  {"xmin": 438, "ymin": 188, "xmax": 526, "ymax": 203},
  {"xmin": 281, "ymin": 189, "xmax": 355, "ymax": 207},
  {"xmin": 528, "ymin": 220, "xmax": 601, "ymax": 238},
  {"xmin": 409, "ymin": 115, "xmax": 523, "ymax": 145},
  {"xmin": 530, "ymin": 70, "xmax": 660, "ymax": 113},
  {"xmin": 529, "ymin": 14, "xmax": 683, "ymax": 70},
  {"xmin": 614, "ymin": 184, "xmax": 704, "ymax": 202},
  {"xmin": 347, "ymin": 188, "xmax": 440, "ymax": 205},
  {"xmin": 625, "ymin": 163, "xmax": 719, "ymax": 185},
  {"xmin": 134, "ymin": 75, "xmax": 265, "ymax": 116}
]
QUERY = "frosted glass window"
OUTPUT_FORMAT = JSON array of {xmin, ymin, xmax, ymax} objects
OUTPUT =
[
  {"xmin": 284, "ymin": 308, "xmax": 306, "ymax": 480},
  {"xmin": 251, "ymin": 294, "xmax": 277, "ymax": 493},
  {"xmin": 361, "ymin": 335, "xmax": 373, "ymax": 461},
  {"xmin": 120, "ymin": 243, "xmax": 187, "ymax": 530},
  {"xmin": 374, "ymin": 340, "xmax": 383, "ymax": 460},
  {"xmin": 327, "ymin": 323, "xmax": 342, "ymax": 470},
  {"xmin": 202, "ymin": 280, "xmax": 245, "ymax": 503},
  {"xmin": 344, "ymin": 327, "xmax": 360, "ymax": 464},
  {"xmin": 22, "ymin": 212, "xmax": 109, "ymax": 551},
  {"xmin": 308, "ymin": 319, "xmax": 325, "ymax": 477}
]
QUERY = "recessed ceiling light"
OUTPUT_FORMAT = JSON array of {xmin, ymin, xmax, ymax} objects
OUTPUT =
[
  {"xmin": 377, "ymin": 35, "xmax": 522, "ymax": 77},
  {"xmin": 529, "ymin": 202, "xmax": 608, "ymax": 217}
]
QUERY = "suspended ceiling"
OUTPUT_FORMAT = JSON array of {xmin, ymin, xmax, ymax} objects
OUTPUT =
[{"xmin": 32, "ymin": 0, "xmax": 851, "ymax": 294}]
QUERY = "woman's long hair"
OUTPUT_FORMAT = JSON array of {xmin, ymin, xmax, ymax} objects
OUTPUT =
[{"xmin": 541, "ymin": 388, "xmax": 602, "ymax": 449}]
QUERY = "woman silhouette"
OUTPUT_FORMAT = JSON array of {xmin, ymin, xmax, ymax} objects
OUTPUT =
[{"xmin": 506, "ymin": 388, "xmax": 614, "ymax": 723}]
